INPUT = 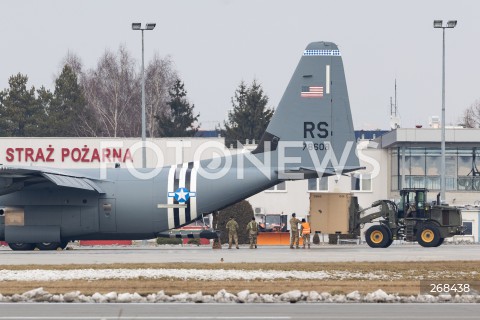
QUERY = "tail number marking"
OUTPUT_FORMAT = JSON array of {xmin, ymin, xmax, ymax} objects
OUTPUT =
[
  {"xmin": 304, "ymin": 122, "xmax": 329, "ymax": 138},
  {"xmin": 303, "ymin": 142, "xmax": 329, "ymax": 151}
]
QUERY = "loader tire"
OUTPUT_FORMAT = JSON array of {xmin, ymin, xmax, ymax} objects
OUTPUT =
[
  {"xmin": 365, "ymin": 225, "xmax": 391, "ymax": 248},
  {"xmin": 385, "ymin": 237, "xmax": 394, "ymax": 248},
  {"xmin": 417, "ymin": 224, "xmax": 441, "ymax": 247},
  {"xmin": 435, "ymin": 237, "xmax": 445, "ymax": 247},
  {"xmin": 384, "ymin": 226, "xmax": 394, "ymax": 248}
]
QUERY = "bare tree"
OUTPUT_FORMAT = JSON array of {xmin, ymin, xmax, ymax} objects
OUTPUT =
[
  {"xmin": 145, "ymin": 54, "xmax": 177, "ymax": 137},
  {"xmin": 462, "ymin": 99, "xmax": 480, "ymax": 128},
  {"xmin": 61, "ymin": 51, "xmax": 84, "ymax": 76},
  {"xmin": 82, "ymin": 46, "xmax": 141, "ymax": 137},
  {"xmin": 58, "ymin": 47, "xmax": 178, "ymax": 137}
]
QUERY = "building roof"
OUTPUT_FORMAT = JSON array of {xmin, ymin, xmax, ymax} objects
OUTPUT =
[{"xmin": 380, "ymin": 128, "xmax": 480, "ymax": 148}]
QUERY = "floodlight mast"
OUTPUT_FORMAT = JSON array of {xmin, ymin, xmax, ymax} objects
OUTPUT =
[
  {"xmin": 433, "ymin": 19, "xmax": 457, "ymax": 203},
  {"xmin": 433, "ymin": 20, "xmax": 443, "ymax": 28},
  {"xmin": 447, "ymin": 20, "xmax": 457, "ymax": 28},
  {"xmin": 132, "ymin": 22, "xmax": 156, "ymax": 168}
]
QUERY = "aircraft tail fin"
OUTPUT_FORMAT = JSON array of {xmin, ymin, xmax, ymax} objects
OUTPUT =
[{"xmin": 253, "ymin": 41, "xmax": 360, "ymax": 176}]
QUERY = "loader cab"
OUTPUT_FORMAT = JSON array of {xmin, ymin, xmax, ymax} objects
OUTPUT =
[
  {"xmin": 398, "ymin": 188, "xmax": 428, "ymax": 219},
  {"xmin": 257, "ymin": 213, "xmax": 288, "ymax": 232}
]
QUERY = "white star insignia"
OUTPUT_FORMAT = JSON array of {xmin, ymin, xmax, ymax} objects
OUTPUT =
[{"xmin": 176, "ymin": 189, "xmax": 188, "ymax": 202}]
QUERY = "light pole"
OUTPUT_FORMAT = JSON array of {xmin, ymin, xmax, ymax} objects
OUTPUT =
[
  {"xmin": 132, "ymin": 22, "xmax": 156, "ymax": 168},
  {"xmin": 433, "ymin": 20, "xmax": 456, "ymax": 203}
]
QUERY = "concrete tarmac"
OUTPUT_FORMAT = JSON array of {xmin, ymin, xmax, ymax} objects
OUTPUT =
[
  {"xmin": 0, "ymin": 244, "xmax": 479, "ymax": 319},
  {"xmin": 0, "ymin": 243, "xmax": 479, "ymax": 265},
  {"xmin": 0, "ymin": 303, "xmax": 478, "ymax": 319}
]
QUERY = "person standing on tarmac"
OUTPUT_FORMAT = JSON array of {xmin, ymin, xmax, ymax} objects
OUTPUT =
[
  {"xmin": 289, "ymin": 213, "xmax": 301, "ymax": 249},
  {"xmin": 301, "ymin": 218, "xmax": 311, "ymax": 249},
  {"xmin": 226, "ymin": 216, "xmax": 239, "ymax": 249},
  {"xmin": 246, "ymin": 216, "xmax": 259, "ymax": 249}
]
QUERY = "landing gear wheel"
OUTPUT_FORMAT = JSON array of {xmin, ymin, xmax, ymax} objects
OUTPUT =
[
  {"xmin": 8, "ymin": 243, "xmax": 35, "ymax": 251},
  {"xmin": 417, "ymin": 224, "xmax": 441, "ymax": 247},
  {"xmin": 36, "ymin": 242, "xmax": 63, "ymax": 251},
  {"xmin": 365, "ymin": 225, "xmax": 392, "ymax": 248}
]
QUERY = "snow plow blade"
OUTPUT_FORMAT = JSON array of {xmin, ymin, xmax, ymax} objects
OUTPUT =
[{"xmin": 257, "ymin": 232, "xmax": 303, "ymax": 246}]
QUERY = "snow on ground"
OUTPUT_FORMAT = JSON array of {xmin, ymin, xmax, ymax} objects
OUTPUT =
[
  {"xmin": 0, "ymin": 268, "xmax": 473, "ymax": 281},
  {"xmin": 1, "ymin": 268, "xmax": 478, "ymax": 303},
  {"xmin": 0, "ymin": 288, "xmax": 479, "ymax": 303},
  {"xmin": 0, "ymin": 268, "xmax": 401, "ymax": 281}
]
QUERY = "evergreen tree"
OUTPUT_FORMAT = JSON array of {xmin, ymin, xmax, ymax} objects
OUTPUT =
[
  {"xmin": 0, "ymin": 90, "xmax": 7, "ymax": 136},
  {"xmin": 36, "ymin": 86, "xmax": 54, "ymax": 135},
  {"xmin": 47, "ymin": 65, "xmax": 88, "ymax": 136},
  {"xmin": 0, "ymin": 73, "xmax": 46, "ymax": 136},
  {"xmin": 156, "ymin": 79, "xmax": 199, "ymax": 137},
  {"xmin": 224, "ymin": 79, "xmax": 274, "ymax": 147}
]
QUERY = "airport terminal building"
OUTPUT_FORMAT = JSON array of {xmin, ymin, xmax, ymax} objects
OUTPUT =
[
  {"xmin": 0, "ymin": 127, "xmax": 479, "ymax": 242},
  {"xmin": 246, "ymin": 128, "xmax": 480, "ymax": 243}
]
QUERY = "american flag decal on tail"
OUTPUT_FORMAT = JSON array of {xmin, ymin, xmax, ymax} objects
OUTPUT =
[{"xmin": 301, "ymin": 86, "xmax": 323, "ymax": 98}]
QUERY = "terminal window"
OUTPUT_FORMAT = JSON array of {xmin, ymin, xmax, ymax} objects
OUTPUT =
[
  {"xmin": 351, "ymin": 173, "xmax": 372, "ymax": 192},
  {"xmin": 392, "ymin": 147, "xmax": 480, "ymax": 191},
  {"xmin": 308, "ymin": 177, "xmax": 328, "ymax": 191},
  {"xmin": 266, "ymin": 181, "xmax": 286, "ymax": 192}
]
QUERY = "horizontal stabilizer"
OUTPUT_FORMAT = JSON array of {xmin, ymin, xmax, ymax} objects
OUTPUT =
[{"xmin": 279, "ymin": 166, "xmax": 366, "ymax": 180}]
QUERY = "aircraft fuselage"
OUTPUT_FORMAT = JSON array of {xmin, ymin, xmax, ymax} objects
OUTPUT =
[{"xmin": 0, "ymin": 156, "xmax": 278, "ymax": 243}]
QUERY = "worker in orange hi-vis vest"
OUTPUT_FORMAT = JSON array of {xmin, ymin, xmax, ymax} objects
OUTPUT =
[{"xmin": 300, "ymin": 218, "xmax": 311, "ymax": 249}]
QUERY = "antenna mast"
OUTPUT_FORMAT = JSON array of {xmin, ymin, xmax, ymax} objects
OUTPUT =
[{"xmin": 389, "ymin": 79, "xmax": 401, "ymax": 129}]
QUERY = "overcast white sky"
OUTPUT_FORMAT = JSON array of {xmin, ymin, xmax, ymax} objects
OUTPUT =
[{"xmin": 1, "ymin": 0, "xmax": 478, "ymax": 130}]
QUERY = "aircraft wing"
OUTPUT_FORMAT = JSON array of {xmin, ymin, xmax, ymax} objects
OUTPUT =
[{"xmin": 0, "ymin": 166, "xmax": 105, "ymax": 195}]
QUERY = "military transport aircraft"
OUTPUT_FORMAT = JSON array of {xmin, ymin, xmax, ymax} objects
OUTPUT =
[{"xmin": 0, "ymin": 42, "xmax": 361, "ymax": 250}]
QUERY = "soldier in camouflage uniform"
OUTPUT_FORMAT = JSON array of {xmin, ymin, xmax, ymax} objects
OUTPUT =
[
  {"xmin": 225, "ymin": 216, "xmax": 239, "ymax": 249},
  {"xmin": 289, "ymin": 213, "xmax": 301, "ymax": 249},
  {"xmin": 246, "ymin": 216, "xmax": 259, "ymax": 249}
]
